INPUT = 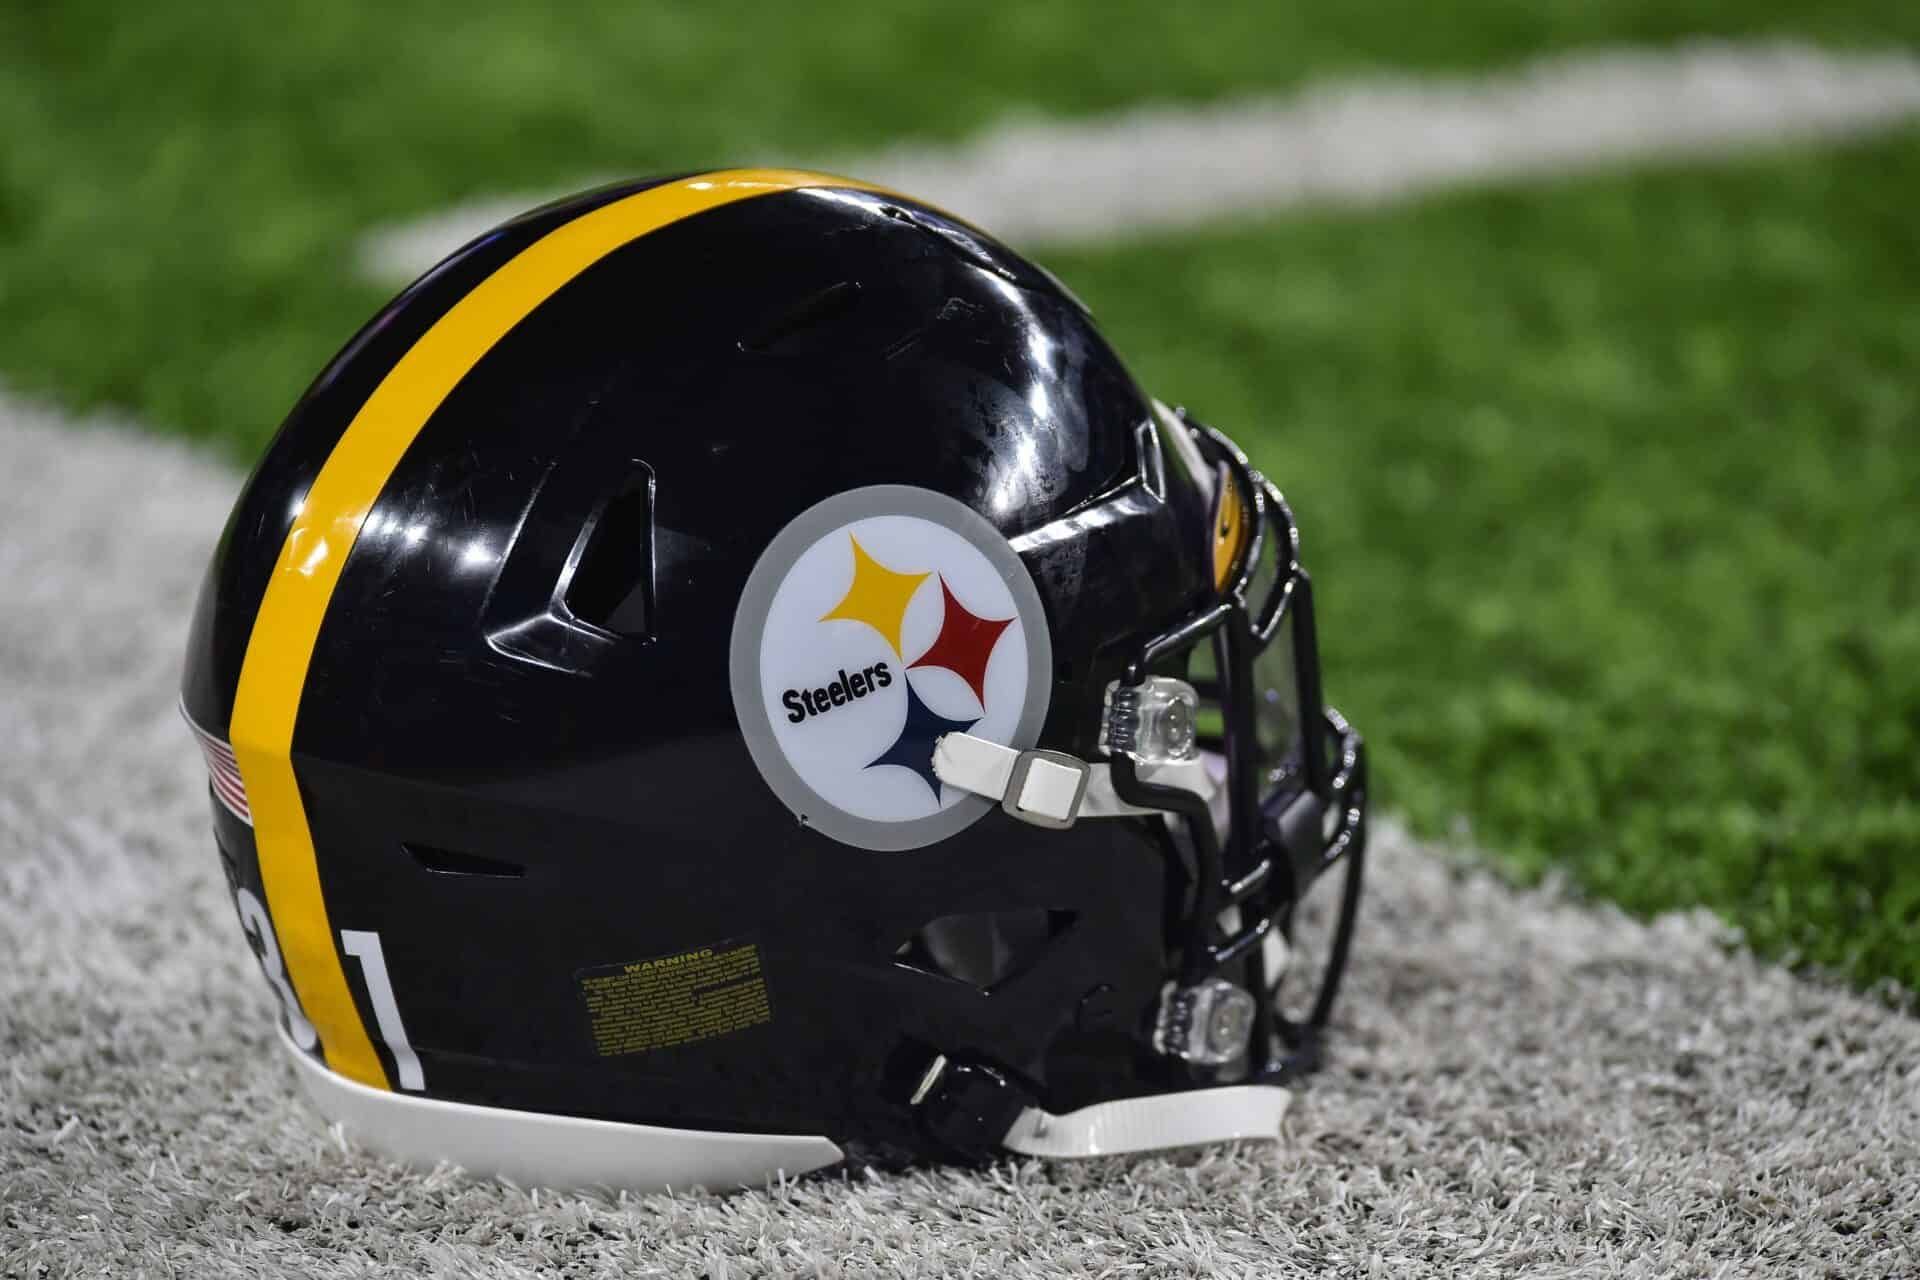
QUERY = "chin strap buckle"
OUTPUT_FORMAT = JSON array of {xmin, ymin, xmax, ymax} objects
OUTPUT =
[
  {"xmin": 934, "ymin": 733, "xmax": 1228, "ymax": 830},
  {"xmin": 932, "ymin": 734, "xmax": 1091, "ymax": 829},
  {"xmin": 910, "ymin": 1055, "xmax": 1034, "ymax": 1162}
]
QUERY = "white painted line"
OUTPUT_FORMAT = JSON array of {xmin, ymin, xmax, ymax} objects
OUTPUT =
[{"xmin": 358, "ymin": 40, "xmax": 1920, "ymax": 284}]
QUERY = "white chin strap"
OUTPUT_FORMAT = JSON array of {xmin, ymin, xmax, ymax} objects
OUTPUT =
[
  {"xmin": 1002, "ymin": 1084, "xmax": 1291, "ymax": 1158},
  {"xmin": 931, "ymin": 732, "xmax": 1222, "ymax": 827}
]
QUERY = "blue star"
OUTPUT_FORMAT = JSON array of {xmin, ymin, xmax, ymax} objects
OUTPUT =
[{"xmin": 866, "ymin": 678, "xmax": 979, "ymax": 801}]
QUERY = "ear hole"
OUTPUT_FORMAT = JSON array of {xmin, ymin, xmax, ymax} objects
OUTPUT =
[
  {"xmin": 892, "ymin": 908, "xmax": 1076, "ymax": 991},
  {"xmin": 405, "ymin": 843, "xmax": 525, "ymax": 879},
  {"xmin": 562, "ymin": 466, "xmax": 654, "ymax": 637}
]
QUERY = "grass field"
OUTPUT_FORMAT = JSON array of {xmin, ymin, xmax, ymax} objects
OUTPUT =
[{"xmin": 3, "ymin": 3, "xmax": 1916, "ymax": 989}]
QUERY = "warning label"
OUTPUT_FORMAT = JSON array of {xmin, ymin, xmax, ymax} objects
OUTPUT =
[{"xmin": 576, "ymin": 941, "xmax": 772, "ymax": 1057}]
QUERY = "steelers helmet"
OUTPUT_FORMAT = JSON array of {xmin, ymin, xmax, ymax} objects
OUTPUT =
[{"xmin": 181, "ymin": 170, "xmax": 1367, "ymax": 1191}]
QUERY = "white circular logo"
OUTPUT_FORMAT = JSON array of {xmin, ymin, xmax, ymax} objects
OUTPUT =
[{"xmin": 730, "ymin": 486, "xmax": 1052, "ymax": 851}]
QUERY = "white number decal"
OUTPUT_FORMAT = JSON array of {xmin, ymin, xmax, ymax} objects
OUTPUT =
[
  {"xmin": 341, "ymin": 930, "xmax": 425, "ymax": 1091},
  {"xmin": 233, "ymin": 887, "xmax": 318, "ymax": 1050}
]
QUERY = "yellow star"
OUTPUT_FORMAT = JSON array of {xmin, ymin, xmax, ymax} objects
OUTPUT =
[{"xmin": 820, "ymin": 534, "xmax": 929, "ymax": 657}]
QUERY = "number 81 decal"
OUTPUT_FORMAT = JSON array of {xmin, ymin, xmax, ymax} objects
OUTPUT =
[{"xmin": 233, "ymin": 887, "xmax": 425, "ymax": 1091}]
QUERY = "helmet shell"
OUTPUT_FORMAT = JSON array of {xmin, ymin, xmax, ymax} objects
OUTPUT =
[{"xmin": 183, "ymin": 174, "xmax": 1225, "ymax": 1152}]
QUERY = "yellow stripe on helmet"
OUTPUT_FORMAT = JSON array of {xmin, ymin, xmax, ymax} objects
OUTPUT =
[{"xmin": 229, "ymin": 169, "xmax": 889, "ymax": 1089}]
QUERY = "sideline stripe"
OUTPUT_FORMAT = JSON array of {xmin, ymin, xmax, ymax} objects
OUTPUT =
[
  {"xmin": 229, "ymin": 169, "xmax": 884, "ymax": 1090},
  {"xmin": 358, "ymin": 42, "xmax": 1920, "ymax": 283}
]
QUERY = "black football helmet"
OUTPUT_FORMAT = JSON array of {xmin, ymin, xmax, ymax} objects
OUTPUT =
[{"xmin": 181, "ymin": 170, "xmax": 1367, "ymax": 1191}]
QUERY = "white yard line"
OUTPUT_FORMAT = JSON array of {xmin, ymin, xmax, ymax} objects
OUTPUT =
[{"xmin": 359, "ymin": 40, "xmax": 1920, "ymax": 283}]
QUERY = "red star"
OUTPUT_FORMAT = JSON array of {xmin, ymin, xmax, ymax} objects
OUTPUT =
[{"xmin": 908, "ymin": 576, "xmax": 1015, "ymax": 708}]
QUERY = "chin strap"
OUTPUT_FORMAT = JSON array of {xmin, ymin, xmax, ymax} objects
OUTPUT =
[
  {"xmin": 932, "ymin": 733, "xmax": 1220, "ymax": 828},
  {"xmin": 912, "ymin": 1054, "xmax": 1290, "ymax": 1163},
  {"xmin": 1002, "ymin": 1084, "xmax": 1292, "ymax": 1158}
]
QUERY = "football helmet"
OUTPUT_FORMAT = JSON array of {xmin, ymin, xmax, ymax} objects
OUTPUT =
[{"xmin": 181, "ymin": 170, "xmax": 1367, "ymax": 1191}]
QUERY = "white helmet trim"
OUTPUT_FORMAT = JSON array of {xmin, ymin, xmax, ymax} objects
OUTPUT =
[{"xmin": 278, "ymin": 1026, "xmax": 843, "ymax": 1194}]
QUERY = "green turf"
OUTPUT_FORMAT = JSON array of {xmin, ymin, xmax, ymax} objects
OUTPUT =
[
  {"xmin": 4, "ymin": 4, "xmax": 1918, "ymax": 990},
  {"xmin": 1047, "ymin": 130, "xmax": 1920, "ymax": 990},
  {"xmin": 3, "ymin": 0, "xmax": 1919, "ymax": 452}
]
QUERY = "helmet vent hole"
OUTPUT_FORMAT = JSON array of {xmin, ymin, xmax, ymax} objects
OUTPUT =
[
  {"xmin": 405, "ymin": 843, "xmax": 525, "ymax": 879},
  {"xmin": 562, "ymin": 468, "xmax": 655, "ymax": 638},
  {"xmin": 892, "ymin": 908, "xmax": 1076, "ymax": 992}
]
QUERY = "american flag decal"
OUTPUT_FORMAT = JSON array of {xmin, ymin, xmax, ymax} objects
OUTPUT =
[{"xmin": 181, "ymin": 701, "xmax": 252, "ymax": 825}]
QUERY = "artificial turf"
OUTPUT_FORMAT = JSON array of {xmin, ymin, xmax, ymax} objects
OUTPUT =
[
  {"xmin": 1049, "ymin": 131, "xmax": 1920, "ymax": 990},
  {"xmin": 3, "ymin": 0, "xmax": 1918, "ymax": 450},
  {"xmin": 3, "ymin": 3, "xmax": 1916, "ymax": 989}
]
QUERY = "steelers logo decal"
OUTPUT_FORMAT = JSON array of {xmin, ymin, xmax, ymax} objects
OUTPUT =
[{"xmin": 730, "ymin": 486, "xmax": 1052, "ymax": 851}]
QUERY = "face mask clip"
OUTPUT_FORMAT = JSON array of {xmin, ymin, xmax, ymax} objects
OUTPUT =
[
  {"xmin": 1101, "ymin": 676, "xmax": 1201, "ymax": 765},
  {"xmin": 1152, "ymin": 978, "xmax": 1257, "ymax": 1065}
]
